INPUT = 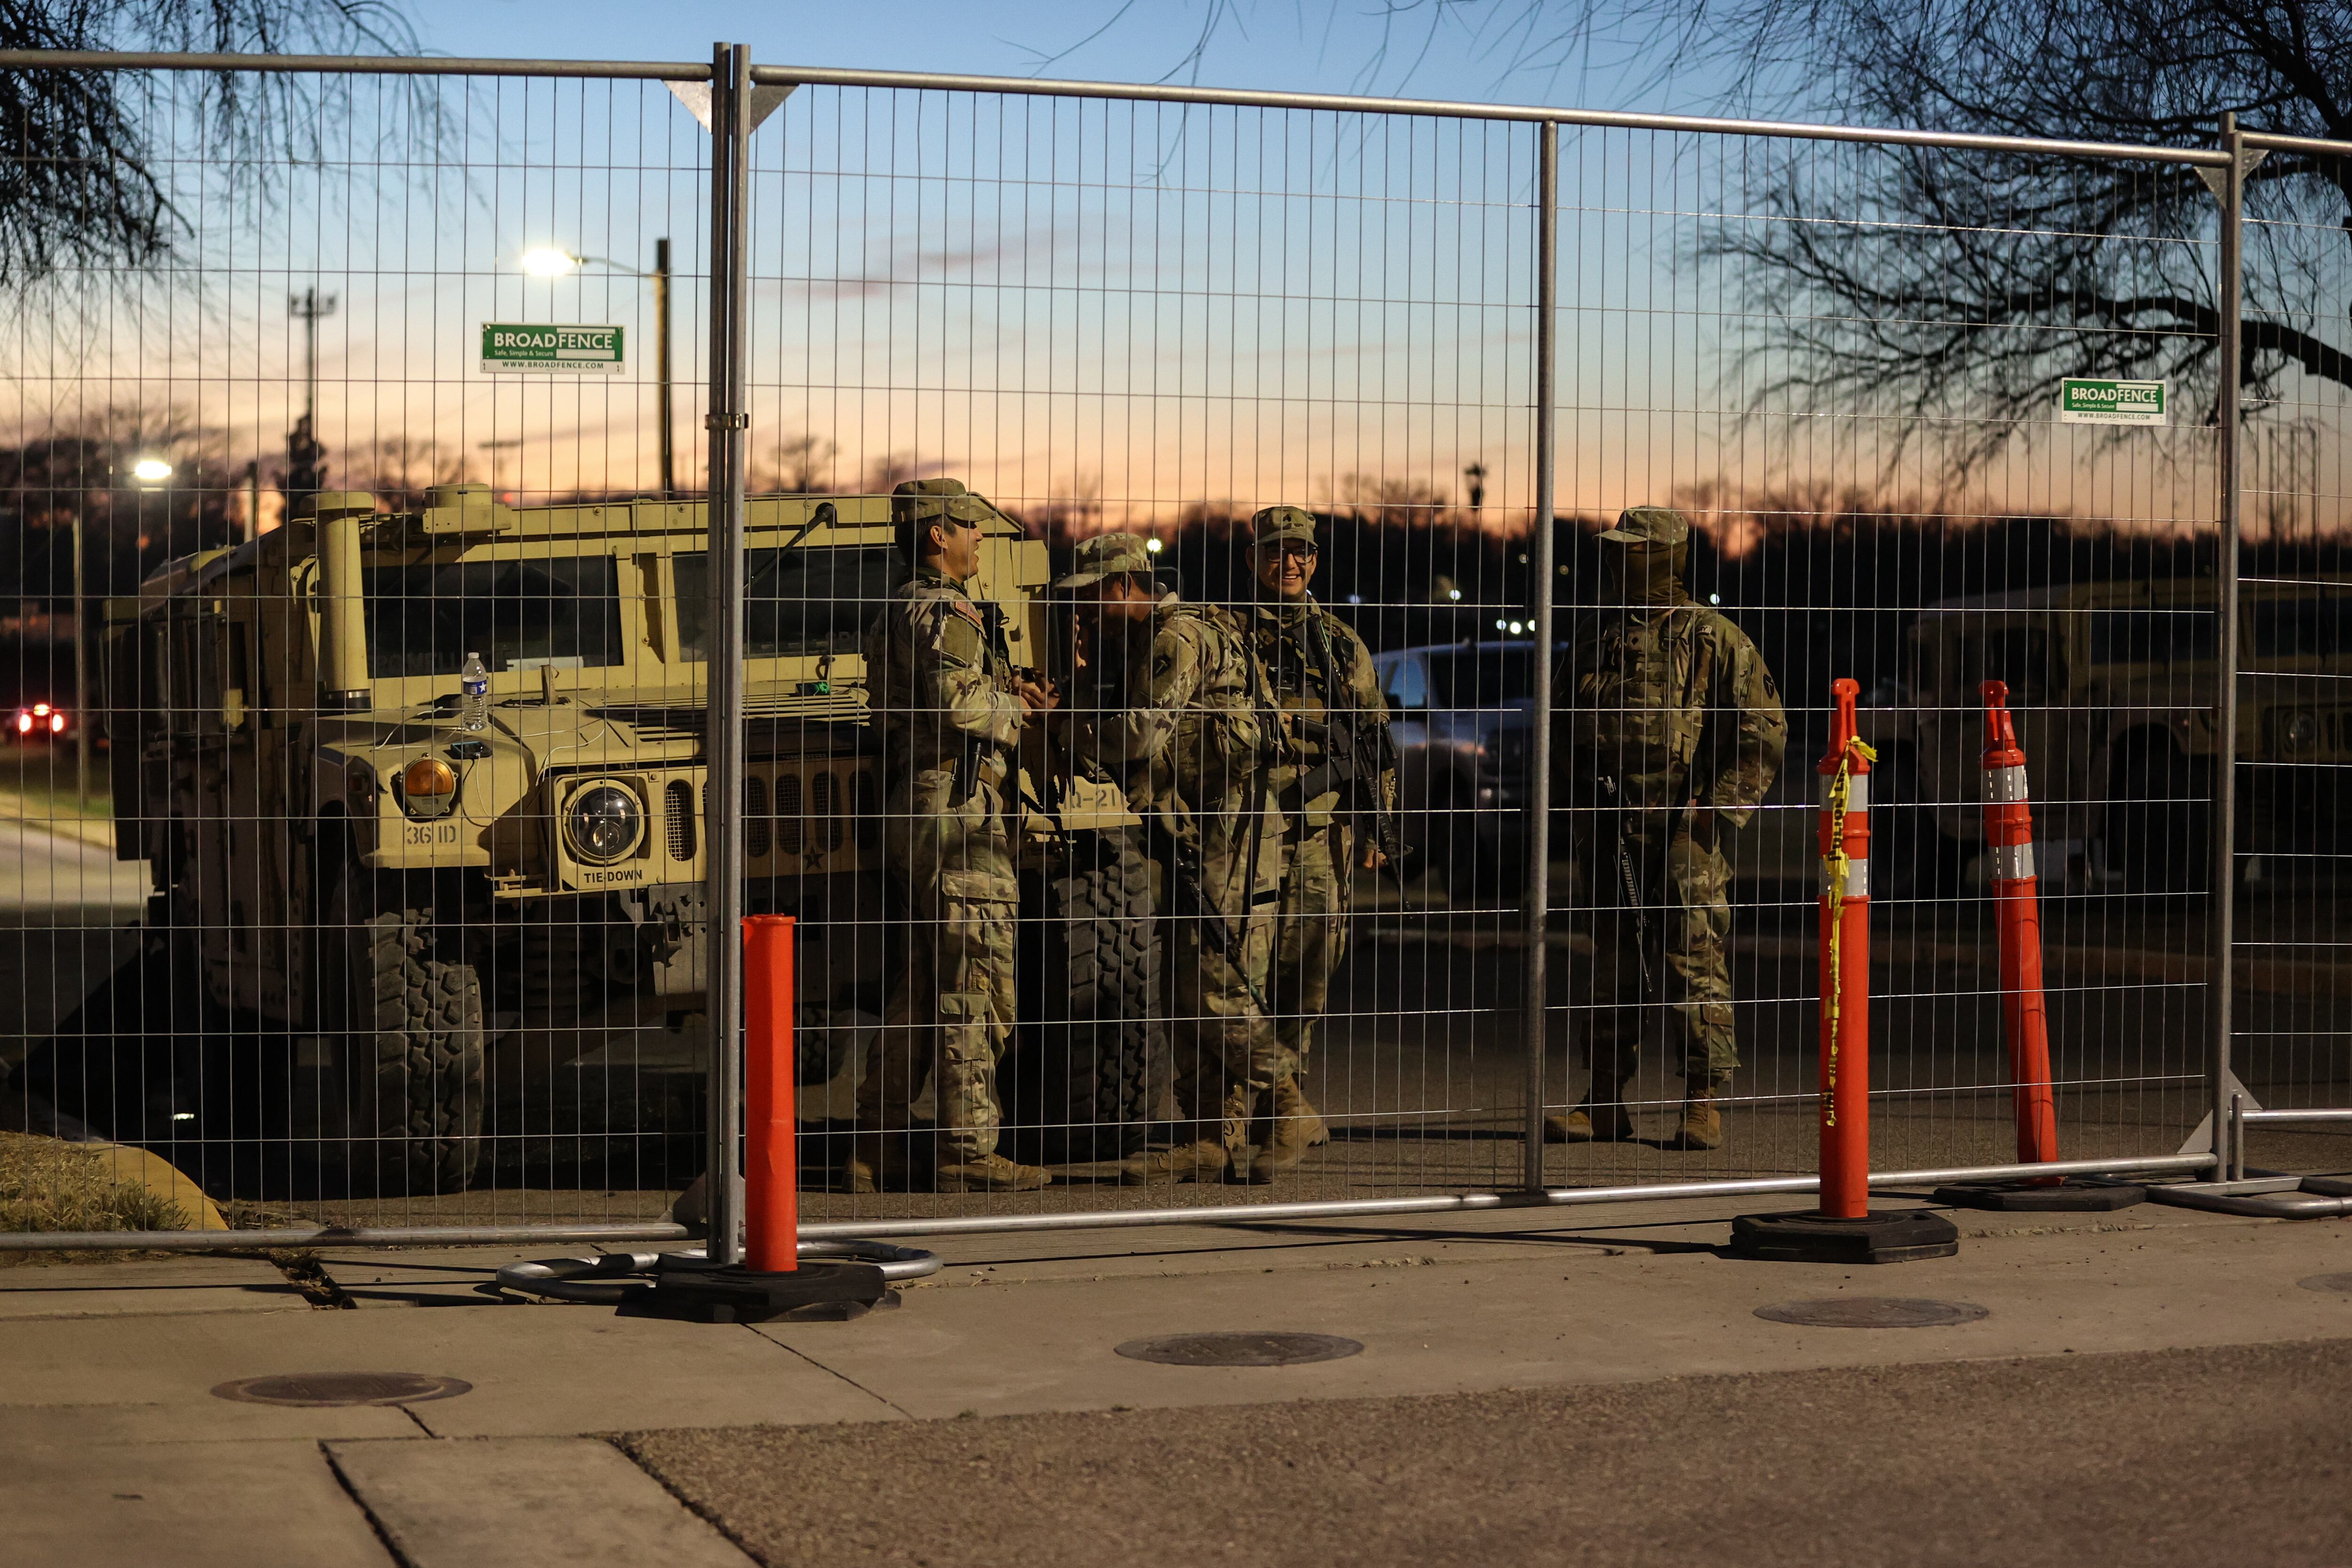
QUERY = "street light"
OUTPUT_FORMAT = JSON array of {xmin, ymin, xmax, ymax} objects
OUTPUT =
[
  {"xmin": 72, "ymin": 454, "xmax": 173, "ymax": 810},
  {"xmin": 519, "ymin": 241, "xmax": 675, "ymax": 499}
]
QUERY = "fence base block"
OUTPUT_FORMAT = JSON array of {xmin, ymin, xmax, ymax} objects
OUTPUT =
[
  {"xmin": 633, "ymin": 1257, "xmax": 894, "ymax": 1324},
  {"xmin": 1932, "ymin": 1178, "xmax": 2145, "ymax": 1212},
  {"xmin": 1727, "ymin": 1209, "xmax": 1960, "ymax": 1264}
]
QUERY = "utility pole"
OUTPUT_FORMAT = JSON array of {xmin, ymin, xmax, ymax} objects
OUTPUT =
[
  {"xmin": 288, "ymin": 288, "xmax": 337, "ymax": 501},
  {"xmin": 654, "ymin": 237, "xmax": 675, "ymax": 500},
  {"xmin": 70, "ymin": 507, "xmax": 86, "ymax": 811}
]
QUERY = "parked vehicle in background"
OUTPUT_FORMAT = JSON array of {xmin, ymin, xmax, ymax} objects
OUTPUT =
[
  {"xmin": 1873, "ymin": 576, "xmax": 2352, "ymax": 894},
  {"xmin": 1373, "ymin": 640, "xmax": 1545, "ymax": 905},
  {"xmin": 10, "ymin": 700, "xmax": 71, "ymax": 740}
]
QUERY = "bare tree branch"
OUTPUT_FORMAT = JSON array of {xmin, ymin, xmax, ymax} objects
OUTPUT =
[{"xmin": 0, "ymin": 0, "xmax": 428, "ymax": 287}]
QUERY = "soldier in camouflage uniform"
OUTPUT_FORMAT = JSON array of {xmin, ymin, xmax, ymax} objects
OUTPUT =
[
  {"xmin": 1243, "ymin": 505, "xmax": 1398, "ymax": 1182},
  {"xmin": 847, "ymin": 478, "xmax": 1057, "ymax": 1194},
  {"xmin": 1059, "ymin": 533, "xmax": 1284, "ymax": 1185},
  {"xmin": 1549, "ymin": 506, "xmax": 1786, "ymax": 1150}
]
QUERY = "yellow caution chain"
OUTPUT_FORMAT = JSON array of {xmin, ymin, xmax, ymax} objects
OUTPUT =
[{"xmin": 1820, "ymin": 737, "xmax": 1877, "ymax": 1125}]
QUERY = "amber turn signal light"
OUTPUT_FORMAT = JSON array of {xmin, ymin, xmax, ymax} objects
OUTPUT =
[{"xmin": 403, "ymin": 757, "xmax": 457, "ymax": 797}]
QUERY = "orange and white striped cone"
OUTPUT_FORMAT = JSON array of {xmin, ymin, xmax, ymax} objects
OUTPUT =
[
  {"xmin": 1936, "ymin": 681, "xmax": 2145, "ymax": 1212},
  {"xmin": 1731, "ymin": 679, "xmax": 1960, "ymax": 1263}
]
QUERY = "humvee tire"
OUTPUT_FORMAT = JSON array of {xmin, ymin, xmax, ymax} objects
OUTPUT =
[
  {"xmin": 1006, "ymin": 827, "xmax": 1157, "ymax": 1165},
  {"xmin": 2107, "ymin": 740, "xmax": 2212, "ymax": 894},
  {"xmin": 13, "ymin": 922, "xmax": 234, "ymax": 1151},
  {"xmin": 318, "ymin": 871, "xmax": 486, "ymax": 1194}
]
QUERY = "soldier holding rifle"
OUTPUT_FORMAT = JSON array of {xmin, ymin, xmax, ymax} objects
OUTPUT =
[
  {"xmin": 1549, "ymin": 506, "xmax": 1785, "ymax": 1150},
  {"xmin": 1058, "ymin": 533, "xmax": 1286, "ymax": 1185},
  {"xmin": 845, "ymin": 478, "xmax": 1057, "ymax": 1194},
  {"xmin": 1242, "ymin": 505, "xmax": 1398, "ymax": 1181}
]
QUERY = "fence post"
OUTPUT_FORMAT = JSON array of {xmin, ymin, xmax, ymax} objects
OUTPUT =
[
  {"xmin": 702, "ymin": 39, "xmax": 754, "ymax": 1268},
  {"xmin": 1521, "ymin": 119, "xmax": 1560, "ymax": 1189},
  {"xmin": 2210, "ymin": 110, "xmax": 2246, "ymax": 1183}
]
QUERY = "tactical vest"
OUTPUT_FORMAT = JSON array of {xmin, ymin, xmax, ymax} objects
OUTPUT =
[
  {"xmin": 863, "ymin": 566, "xmax": 1015, "ymax": 792},
  {"xmin": 1571, "ymin": 605, "xmax": 1712, "ymax": 811}
]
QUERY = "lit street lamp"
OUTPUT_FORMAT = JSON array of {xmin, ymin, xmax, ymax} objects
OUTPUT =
[
  {"xmin": 71, "ymin": 455, "xmax": 174, "ymax": 809},
  {"xmin": 519, "ymin": 241, "xmax": 676, "ymax": 499}
]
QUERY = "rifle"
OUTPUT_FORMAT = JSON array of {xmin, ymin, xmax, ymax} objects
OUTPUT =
[
  {"xmin": 1152, "ymin": 821, "xmax": 1274, "ymax": 1020},
  {"xmin": 1596, "ymin": 772, "xmax": 1654, "ymax": 996},
  {"xmin": 1301, "ymin": 611, "xmax": 1402, "ymax": 861}
]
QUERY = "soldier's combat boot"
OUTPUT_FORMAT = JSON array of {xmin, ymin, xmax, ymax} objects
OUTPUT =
[
  {"xmin": 1245, "ymin": 1075, "xmax": 1327, "ymax": 1184},
  {"xmin": 839, "ymin": 1138, "xmax": 882, "ymax": 1195},
  {"xmin": 1119, "ymin": 1138, "xmax": 1232, "ymax": 1186},
  {"xmin": 934, "ymin": 1153, "xmax": 1054, "ymax": 1193},
  {"xmin": 1543, "ymin": 1074, "xmax": 1636, "ymax": 1143},
  {"xmin": 1669, "ymin": 1073, "xmax": 1731, "ymax": 1151}
]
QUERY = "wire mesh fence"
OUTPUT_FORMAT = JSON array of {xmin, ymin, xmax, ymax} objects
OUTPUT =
[{"xmin": 0, "ymin": 48, "xmax": 2336, "ymax": 1250}]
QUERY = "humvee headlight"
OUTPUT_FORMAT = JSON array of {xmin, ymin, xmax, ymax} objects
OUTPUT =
[
  {"xmin": 404, "ymin": 757, "xmax": 456, "ymax": 796},
  {"xmin": 2280, "ymin": 709, "xmax": 2320, "ymax": 754},
  {"xmin": 398, "ymin": 757, "xmax": 458, "ymax": 820},
  {"xmin": 565, "ymin": 783, "xmax": 644, "ymax": 864}
]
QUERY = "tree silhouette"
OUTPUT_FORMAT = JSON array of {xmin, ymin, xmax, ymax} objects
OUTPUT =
[{"xmin": 0, "ymin": 0, "xmax": 425, "ymax": 287}]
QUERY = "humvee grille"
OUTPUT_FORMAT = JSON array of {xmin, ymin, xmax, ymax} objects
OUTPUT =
[
  {"xmin": 745, "ymin": 775, "xmax": 770, "ymax": 858},
  {"xmin": 777, "ymin": 773, "xmax": 803, "ymax": 856},
  {"xmin": 665, "ymin": 779, "xmax": 697, "ymax": 861},
  {"xmin": 810, "ymin": 771, "xmax": 845, "ymax": 851}
]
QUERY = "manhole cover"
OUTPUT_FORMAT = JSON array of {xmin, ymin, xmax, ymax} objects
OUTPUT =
[
  {"xmin": 1755, "ymin": 1297, "xmax": 1989, "ymax": 1329},
  {"xmin": 211, "ymin": 1372, "xmax": 472, "ymax": 1407},
  {"xmin": 1115, "ymin": 1332, "xmax": 1363, "ymax": 1367},
  {"xmin": 2298, "ymin": 1273, "xmax": 2352, "ymax": 1294}
]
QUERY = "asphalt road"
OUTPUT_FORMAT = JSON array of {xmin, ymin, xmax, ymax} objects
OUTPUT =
[
  {"xmin": 0, "ymin": 819, "xmax": 144, "ymax": 920},
  {"xmin": 621, "ymin": 1337, "xmax": 2352, "ymax": 1568}
]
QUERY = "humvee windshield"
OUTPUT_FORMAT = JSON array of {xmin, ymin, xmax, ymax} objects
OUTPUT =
[
  {"xmin": 363, "ymin": 556, "xmax": 627, "ymax": 677},
  {"xmin": 2253, "ymin": 594, "xmax": 2352, "ymax": 660},
  {"xmin": 672, "ymin": 544, "xmax": 901, "ymax": 661},
  {"xmin": 2089, "ymin": 610, "xmax": 2218, "ymax": 666}
]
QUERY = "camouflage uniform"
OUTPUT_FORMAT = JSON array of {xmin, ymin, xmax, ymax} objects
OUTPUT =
[
  {"xmin": 855, "ymin": 480, "xmax": 1030, "ymax": 1175},
  {"xmin": 1063, "ymin": 535, "xmax": 1283, "ymax": 1173},
  {"xmin": 1552, "ymin": 507, "xmax": 1785, "ymax": 1138},
  {"xmin": 1244, "ymin": 508, "xmax": 1398, "ymax": 1082}
]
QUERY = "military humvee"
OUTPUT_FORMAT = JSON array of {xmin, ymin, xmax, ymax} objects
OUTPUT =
[
  {"xmin": 45, "ymin": 481, "xmax": 1155, "ymax": 1192},
  {"xmin": 1870, "ymin": 576, "xmax": 2352, "ymax": 891}
]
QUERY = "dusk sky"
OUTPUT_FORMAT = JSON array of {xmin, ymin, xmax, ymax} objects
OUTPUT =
[{"xmin": 1, "ymin": 4, "xmax": 2300, "ymax": 540}]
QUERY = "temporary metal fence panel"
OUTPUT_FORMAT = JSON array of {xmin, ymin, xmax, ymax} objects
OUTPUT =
[
  {"xmin": 2, "ymin": 46, "xmax": 2333, "ymax": 1253},
  {"xmin": 0, "ymin": 58, "xmax": 729, "ymax": 1242},
  {"xmin": 2226, "ymin": 130, "xmax": 2352, "ymax": 1183}
]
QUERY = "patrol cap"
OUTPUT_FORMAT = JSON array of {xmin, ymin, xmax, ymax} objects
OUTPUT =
[
  {"xmin": 891, "ymin": 476, "xmax": 994, "ymax": 526},
  {"xmin": 1054, "ymin": 532, "xmax": 1158, "ymax": 589},
  {"xmin": 1597, "ymin": 505, "xmax": 1690, "ymax": 547},
  {"xmin": 1248, "ymin": 505, "xmax": 1319, "ymax": 549}
]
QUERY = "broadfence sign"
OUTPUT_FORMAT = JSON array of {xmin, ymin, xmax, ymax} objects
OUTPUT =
[
  {"xmin": 2058, "ymin": 378, "xmax": 2166, "ymax": 425},
  {"xmin": 479, "ymin": 324, "xmax": 627, "ymax": 374}
]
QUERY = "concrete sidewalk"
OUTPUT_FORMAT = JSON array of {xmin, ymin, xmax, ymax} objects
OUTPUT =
[{"xmin": 4, "ymin": 1197, "xmax": 2350, "ymax": 1565}]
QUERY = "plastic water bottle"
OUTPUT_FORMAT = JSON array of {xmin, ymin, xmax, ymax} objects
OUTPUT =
[{"xmin": 460, "ymin": 652, "xmax": 490, "ymax": 732}]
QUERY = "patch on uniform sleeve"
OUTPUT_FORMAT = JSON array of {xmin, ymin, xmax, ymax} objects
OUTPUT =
[{"xmin": 935, "ymin": 608, "xmax": 987, "ymax": 664}]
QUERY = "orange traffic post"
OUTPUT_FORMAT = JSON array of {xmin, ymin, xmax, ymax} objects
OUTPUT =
[
  {"xmin": 1979, "ymin": 681, "xmax": 2059, "ymax": 1169},
  {"xmin": 640, "ymin": 911, "xmax": 902, "ymax": 1317},
  {"xmin": 1730, "ymin": 678, "xmax": 1960, "ymax": 1263},
  {"xmin": 1817, "ymin": 678, "xmax": 1874, "ymax": 1220},
  {"xmin": 743, "ymin": 914, "xmax": 799, "ymax": 1274},
  {"xmin": 1935, "ymin": 685, "xmax": 2147, "ymax": 1212}
]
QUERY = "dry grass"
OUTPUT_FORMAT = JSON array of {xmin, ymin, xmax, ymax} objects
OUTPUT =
[{"xmin": 0, "ymin": 1131, "xmax": 187, "ymax": 1265}]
